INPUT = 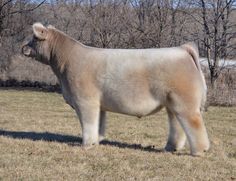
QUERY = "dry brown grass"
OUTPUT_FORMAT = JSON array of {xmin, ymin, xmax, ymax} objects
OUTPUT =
[{"xmin": 0, "ymin": 90, "xmax": 235, "ymax": 180}]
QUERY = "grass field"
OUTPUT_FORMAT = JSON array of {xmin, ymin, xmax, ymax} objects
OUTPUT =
[{"xmin": 0, "ymin": 89, "xmax": 235, "ymax": 180}]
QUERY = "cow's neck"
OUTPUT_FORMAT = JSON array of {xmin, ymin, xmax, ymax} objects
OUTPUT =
[{"xmin": 48, "ymin": 30, "xmax": 79, "ymax": 76}]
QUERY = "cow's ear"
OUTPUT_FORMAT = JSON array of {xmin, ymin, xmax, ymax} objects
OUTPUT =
[
  {"xmin": 33, "ymin": 23, "xmax": 48, "ymax": 40},
  {"xmin": 47, "ymin": 25, "xmax": 55, "ymax": 29}
]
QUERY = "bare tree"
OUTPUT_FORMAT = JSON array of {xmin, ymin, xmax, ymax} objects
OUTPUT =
[
  {"xmin": 0, "ymin": 0, "xmax": 46, "ymax": 72},
  {"xmin": 185, "ymin": 0, "xmax": 236, "ymax": 88}
]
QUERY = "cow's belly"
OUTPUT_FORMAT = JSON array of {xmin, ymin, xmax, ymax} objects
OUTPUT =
[{"xmin": 101, "ymin": 94, "xmax": 163, "ymax": 117}]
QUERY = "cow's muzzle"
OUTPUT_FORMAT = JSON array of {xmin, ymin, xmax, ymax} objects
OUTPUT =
[{"xmin": 21, "ymin": 44, "xmax": 31, "ymax": 56}]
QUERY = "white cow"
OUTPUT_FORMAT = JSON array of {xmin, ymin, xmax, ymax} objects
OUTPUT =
[{"xmin": 22, "ymin": 23, "xmax": 210, "ymax": 156}]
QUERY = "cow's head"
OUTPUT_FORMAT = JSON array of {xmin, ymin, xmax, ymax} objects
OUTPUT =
[{"xmin": 22, "ymin": 23, "xmax": 52, "ymax": 65}]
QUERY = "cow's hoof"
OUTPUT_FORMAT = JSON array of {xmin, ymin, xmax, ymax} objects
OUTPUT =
[
  {"xmin": 190, "ymin": 141, "xmax": 210, "ymax": 156},
  {"xmin": 191, "ymin": 151, "xmax": 205, "ymax": 157},
  {"xmin": 165, "ymin": 141, "xmax": 183, "ymax": 152},
  {"xmin": 82, "ymin": 143, "xmax": 98, "ymax": 150},
  {"xmin": 165, "ymin": 144, "xmax": 177, "ymax": 152}
]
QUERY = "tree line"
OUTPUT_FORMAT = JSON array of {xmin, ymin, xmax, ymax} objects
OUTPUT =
[{"xmin": 0, "ymin": 0, "xmax": 236, "ymax": 88}]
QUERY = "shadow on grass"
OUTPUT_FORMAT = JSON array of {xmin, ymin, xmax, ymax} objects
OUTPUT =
[
  {"xmin": 0, "ymin": 129, "xmax": 163, "ymax": 153},
  {"xmin": 0, "ymin": 87, "xmax": 61, "ymax": 93}
]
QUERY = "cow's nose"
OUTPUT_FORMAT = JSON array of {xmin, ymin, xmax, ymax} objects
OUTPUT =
[{"xmin": 21, "ymin": 44, "xmax": 31, "ymax": 56}]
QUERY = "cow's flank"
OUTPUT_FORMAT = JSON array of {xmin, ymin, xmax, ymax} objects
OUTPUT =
[{"xmin": 22, "ymin": 22, "xmax": 210, "ymax": 156}]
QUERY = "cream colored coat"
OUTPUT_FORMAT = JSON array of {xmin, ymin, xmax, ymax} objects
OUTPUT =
[{"xmin": 22, "ymin": 23, "xmax": 210, "ymax": 156}]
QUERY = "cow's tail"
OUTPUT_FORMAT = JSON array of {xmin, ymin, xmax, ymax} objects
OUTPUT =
[{"xmin": 181, "ymin": 42, "xmax": 207, "ymax": 112}]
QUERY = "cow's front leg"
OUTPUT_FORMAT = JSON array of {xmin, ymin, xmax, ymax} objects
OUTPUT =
[
  {"xmin": 75, "ymin": 103, "xmax": 100, "ymax": 147},
  {"xmin": 99, "ymin": 111, "xmax": 106, "ymax": 142}
]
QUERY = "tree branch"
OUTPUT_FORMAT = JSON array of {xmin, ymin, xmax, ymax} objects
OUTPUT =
[{"xmin": 8, "ymin": 0, "xmax": 46, "ymax": 16}]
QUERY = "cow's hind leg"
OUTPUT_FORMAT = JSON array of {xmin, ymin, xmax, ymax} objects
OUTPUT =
[
  {"xmin": 165, "ymin": 108, "xmax": 186, "ymax": 152},
  {"xmin": 75, "ymin": 104, "xmax": 100, "ymax": 147},
  {"xmin": 99, "ymin": 111, "xmax": 106, "ymax": 142},
  {"xmin": 175, "ymin": 110, "xmax": 210, "ymax": 156}
]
